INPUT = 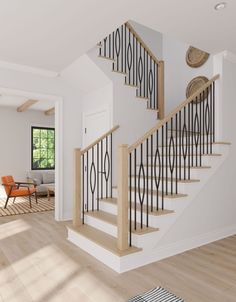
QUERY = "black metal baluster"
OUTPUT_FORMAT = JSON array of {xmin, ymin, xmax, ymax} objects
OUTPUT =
[
  {"xmin": 134, "ymin": 149, "xmax": 137, "ymax": 230},
  {"xmin": 151, "ymin": 134, "xmax": 153, "ymax": 212},
  {"xmin": 104, "ymin": 37, "xmax": 107, "ymax": 57},
  {"xmin": 213, "ymin": 82, "xmax": 215, "ymax": 143},
  {"xmin": 188, "ymin": 103, "xmax": 191, "ymax": 179},
  {"xmin": 110, "ymin": 133, "xmax": 113, "ymax": 198},
  {"xmin": 199, "ymin": 92, "xmax": 202, "ymax": 166},
  {"xmin": 146, "ymin": 138, "xmax": 149, "ymax": 227},
  {"xmin": 129, "ymin": 153, "xmax": 132, "ymax": 246},
  {"xmin": 121, "ymin": 25, "xmax": 124, "ymax": 73},
  {"xmin": 133, "ymin": 32, "xmax": 135, "ymax": 86},
  {"xmin": 86, "ymin": 151, "xmax": 89, "ymax": 211},
  {"xmin": 175, "ymin": 114, "xmax": 178, "ymax": 193},
  {"xmin": 183, "ymin": 107, "xmax": 187, "ymax": 180},
  {"xmin": 97, "ymin": 143, "xmax": 99, "ymax": 210},
  {"xmin": 82, "ymin": 154, "xmax": 85, "ymax": 223},
  {"xmin": 105, "ymin": 136, "xmax": 108, "ymax": 198},
  {"xmin": 124, "ymin": 25, "xmax": 127, "ymax": 75},
  {"xmin": 195, "ymin": 98, "xmax": 198, "ymax": 166},
  {"xmin": 109, "ymin": 34, "xmax": 111, "ymax": 59},
  {"xmin": 179, "ymin": 111, "xmax": 182, "ymax": 179},
  {"xmin": 161, "ymin": 126, "xmax": 164, "ymax": 209},
  {"xmin": 112, "ymin": 31, "xmax": 115, "ymax": 60},
  {"xmin": 165, "ymin": 123, "xmax": 168, "ymax": 195},
  {"xmin": 191, "ymin": 100, "xmax": 194, "ymax": 167},
  {"xmin": 101, "ymin": 140, "xmax": 103, "ymax": 199},
  {"xmin": 169, "ymin": 118, "xmax": 174, "ymax": 194},
  {"xmin": 210, "ymin": 84, "xmax": 213, "ymax": 153},
  {"xmin": 154, "ymin": 131, "xmax": 160, "ymax": 210},
  {"xmin": 143, "ymin": 49, "xmax": 147, "ymax": 97}
]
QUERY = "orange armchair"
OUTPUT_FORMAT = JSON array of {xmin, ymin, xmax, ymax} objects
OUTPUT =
[{"xmin": 1, "ymin": 175, "xmax": 38, "ymax": 209}]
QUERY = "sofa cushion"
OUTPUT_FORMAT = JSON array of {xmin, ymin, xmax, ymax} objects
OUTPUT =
[
  {"xmin": 42, "ymin": 172, "xmax": 55, "ymax": 184},
  {"xmin": 27, "ymin": 171, "xmax": 43, "ymax": 185}
]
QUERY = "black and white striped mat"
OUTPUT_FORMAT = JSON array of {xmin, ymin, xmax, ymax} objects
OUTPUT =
[{"xmin": 128, "ymin": 287, "xmax": 184, "ymax": 302}]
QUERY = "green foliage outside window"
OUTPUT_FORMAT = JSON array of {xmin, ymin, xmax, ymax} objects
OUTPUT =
[{"xmin": 32, "ymin": 127, "xmax": 55, "ymax": 170}]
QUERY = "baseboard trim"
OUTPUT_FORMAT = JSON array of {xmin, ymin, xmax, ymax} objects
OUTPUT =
[{"xmin": 119, "ymin": 224, "xmax": 236, "ymax": 273}]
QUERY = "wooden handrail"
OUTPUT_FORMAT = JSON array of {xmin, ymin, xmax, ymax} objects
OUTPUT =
[
  {"xmin": 126, "ymin": 22, "xmax": 161, "ymax": 66},
  {"xmin": 128, "ymin": 74, "xmax": 220, "ymax": 153},
  {"xmin": 81, "ymin": 125, "xmax": 120, "ymax": 155}
]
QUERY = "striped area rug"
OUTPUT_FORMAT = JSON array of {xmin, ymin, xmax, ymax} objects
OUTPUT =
[
  {"xmin": 0, "ymin": 196, "xmax": 54, "ymax": 217},
  {"xmin": 128, "ymin": 287, "xmax": 184, "ymax": 302}
]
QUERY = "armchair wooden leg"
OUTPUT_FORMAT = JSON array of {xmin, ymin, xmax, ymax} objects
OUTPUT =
[
  {"xmin": 35, "ymin": 192, "xmax": 38, "ymax": 204},
  {"xmin": 28, "ymin": 194, "xmax": 32, "ymax": 208},
  {"xmin": 4, "ymin": 196, "xmax": 10, "ymax": 209}
]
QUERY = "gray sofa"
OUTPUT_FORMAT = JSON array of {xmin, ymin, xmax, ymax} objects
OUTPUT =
[{"xmin": 27, "ymin": 171, "xmax": 55, "ymax": 195}]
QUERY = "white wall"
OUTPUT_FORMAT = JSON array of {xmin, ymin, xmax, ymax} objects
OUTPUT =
[
  {"xmin": 130, "ymin": 20, "xmax": 163, "ymax": 60},
  {"xmin": 163, "ymin": 35, "xmax": 213, "ymax": 114},
  {"xmin": 0, "ymin": 106, "xmax": 54, "ymax": 180}
]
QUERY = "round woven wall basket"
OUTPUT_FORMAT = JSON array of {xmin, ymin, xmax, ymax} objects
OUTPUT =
[
  {"xmin": 186, "ymin": 46, "xmax": 209, "ymax": 68},
  {"xmin": 186, "ymin": 76, "xmax": 209, "ymax": 103}
]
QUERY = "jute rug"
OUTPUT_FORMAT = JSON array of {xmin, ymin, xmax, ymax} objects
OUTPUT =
[
  {"xmin": 128, "ymin": 287, "xmax": 184, "ymax": 302},
  {"xmin": 0, "ymin": 196, "xmax": 54, "ymax": 217}
]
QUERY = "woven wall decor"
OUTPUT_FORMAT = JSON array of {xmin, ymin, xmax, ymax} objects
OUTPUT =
[
  {"xmin": 186, "ymin": 46, "xmax": 209, "ymax": 68},
  {"xmin": 186, "ymin": 76, "xmax": 209, "ymax": 103}
]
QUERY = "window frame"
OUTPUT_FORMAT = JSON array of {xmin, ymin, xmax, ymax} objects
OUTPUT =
[{"xmin": 31, "ymin": 126, "xmax": 55, "ymax": 171}]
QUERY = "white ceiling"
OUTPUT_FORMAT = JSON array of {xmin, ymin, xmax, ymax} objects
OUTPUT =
[
  {"xmin": 0, "ymin": 0, "xmax": 235, "ymax": 72},
  {"xmin": 0, "ymin": 95, "xmax": 55, "ymax": 111}
]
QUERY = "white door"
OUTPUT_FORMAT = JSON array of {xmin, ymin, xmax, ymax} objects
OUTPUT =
[{"xmin": 83, "ymin": 109, "xmax": 110, "ymax": 148}]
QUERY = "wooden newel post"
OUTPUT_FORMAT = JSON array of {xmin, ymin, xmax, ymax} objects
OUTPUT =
[
  {"xmin": 117, "ymin": 144, "xmax": 129, "ymax": 251},
  {"xmin": 158, "ymin": 60, "xmax": 165, "ymax": 120},
  {"xmin": 73, "ymin": 148, "xmax": 82, "ymax": 227}
]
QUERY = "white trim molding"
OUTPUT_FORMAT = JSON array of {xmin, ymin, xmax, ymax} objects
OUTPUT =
[
  {"xmin": 0, "ymin": 86, "xmax": 64, "ymax": 221},
  {"xmin": 0, "ymin": 60, "xmax": 60, "ymax": 78}
]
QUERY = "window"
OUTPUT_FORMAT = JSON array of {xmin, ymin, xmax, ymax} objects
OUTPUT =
[{"xmin": 31, "ymin": 126, "xmax": 55, "ymax": 170}]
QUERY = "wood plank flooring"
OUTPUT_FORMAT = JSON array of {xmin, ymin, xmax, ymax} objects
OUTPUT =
[{"xmin": 0, "ymin": 211, "xmax": 235, "ymax": 302}]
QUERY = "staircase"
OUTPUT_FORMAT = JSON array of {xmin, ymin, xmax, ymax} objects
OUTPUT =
[{"xmin": 67, "ymin": 22, "xmax": 231, "ymax": 273}]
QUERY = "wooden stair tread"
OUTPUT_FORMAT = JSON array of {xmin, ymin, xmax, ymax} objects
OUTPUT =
[
  {"xmin": 148, "ymin": 153, "xmax": 222, "ymax": 157},
  {"xmin": 130, "ymin": 175, "xmax": 200, "ymax": 183},
  {"xmin": 136, "ymin": 95, "xmax": 149, "ymax": 101},
  {"xmin": 86, "ymin": 210, "xmax": 159, "ymax": 235},
  {"xmin": 98, "ymin": 55, "xmax": 115, "ymax": 62},
  {"xmin": 146, "ymin": 107, "xmax": 159, "ymax": 112},
  {"xmin": 124, "ymin": 82, "xmax": 139, "ymax": 88},
  {"xmin": 159, "ymin": 142, "xmax": 231, "ymax": 148},
  {"xmin": 142, "ymin": 164, "xmax": 211, "ymax": 169},
  {"xmin": 100, "ymin": 197, "xmax": 175, "ymax": 217},
  {"xmin": 68, "ymin": 224, "xmax": 141, "ymax": 257},
  {"xmin": 129, "ymin": 187, "xmax": 187, "ymax": 199},
  {"xmin": 112, "ymin": 69, "xmax": 127, "ymax": 75}
]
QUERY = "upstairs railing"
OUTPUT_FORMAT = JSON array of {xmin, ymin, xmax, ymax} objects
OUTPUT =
[
  {"xmin": 73, "ymin": 125, "xmax": 119, "ymax": 227},
  {"xmin": 117, "ymin": 74, "xmax": 219, "ymax": 248},
  {"xmin": 98, "ymin": 22, "xmax": 164, "ymax": 119}
]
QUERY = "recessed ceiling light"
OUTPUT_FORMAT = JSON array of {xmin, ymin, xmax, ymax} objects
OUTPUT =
[{"xmin": 214, "ymin": 2, "xmax": 227, "ymax": 10}]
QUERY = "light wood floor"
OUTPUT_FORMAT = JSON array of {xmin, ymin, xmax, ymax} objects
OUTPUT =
[{"xmin": 0, "ymin": 212, "xmax": 235, "ymax": 302}]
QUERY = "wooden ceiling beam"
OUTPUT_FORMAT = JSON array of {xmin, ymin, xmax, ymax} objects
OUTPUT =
[
  {"xmin": 17, "ymin": 99, "xmax": 38, "ymax": 112},
  {"xmin": 44, "ymin": 107, "xmax": 55, "ymax": 116}
]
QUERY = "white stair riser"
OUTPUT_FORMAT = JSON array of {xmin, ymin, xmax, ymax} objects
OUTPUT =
[
  {"xmin": 84, "ymin": 214, "xmax": 117, "ymax": 237},
  {"xmin": 84, "ymin": 213, "xmax": 159, "ymax": 248},
  {"xmin": 99, "ymin": 200, "xmax": 175, "ymax": 229},
  {"xmin": 130, "ymin": 177, "xmax": 198, "ymax": 194}
]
